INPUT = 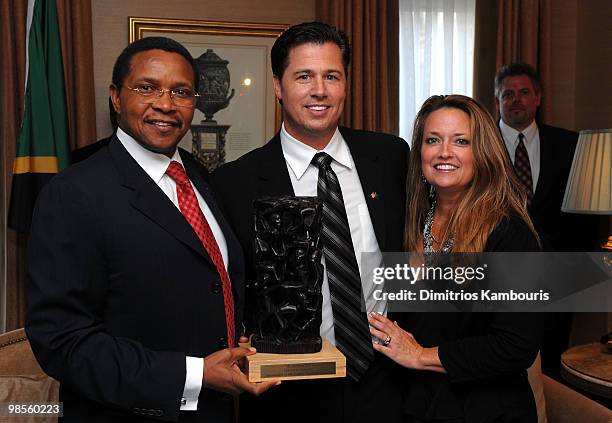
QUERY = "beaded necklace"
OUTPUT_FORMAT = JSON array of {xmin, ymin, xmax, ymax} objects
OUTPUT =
[{"xmin": 423, "ymin": 200, "xmax": 454, "ymax": 253}]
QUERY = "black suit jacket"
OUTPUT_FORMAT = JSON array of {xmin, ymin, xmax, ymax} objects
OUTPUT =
[
  {"xmin": 26, "ymin": 136, "xmax": 244, "ymax": 423},
  {"xmin": 525, "ymin": 124, "xmax": 600, "ymax": 380},
  {"xmin": 212, "ymin": 127, "xmax": 409, "ymax": 423},
  {"xmin": 71, "ymin": 136, "xmax": 111, "ymax": 163}
]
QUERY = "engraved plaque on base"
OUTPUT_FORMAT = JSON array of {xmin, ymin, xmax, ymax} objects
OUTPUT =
[
  {"xmin": 243, "ymin": 196, "xmax": 346, "ymax": 381},
  {"xmin": 241, "ymin": 339, "xmax": 346, "ymax": 382}
]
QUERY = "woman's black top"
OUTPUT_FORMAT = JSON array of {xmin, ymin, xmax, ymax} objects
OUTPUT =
[{"xmin": 398, "ymin": 216, "xmax": 541, "ymax": 423}]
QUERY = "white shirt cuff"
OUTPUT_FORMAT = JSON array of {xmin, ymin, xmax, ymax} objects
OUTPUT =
[{"xmin": 180, "ymin": 356, "xmax": 203, "ymax": 411}]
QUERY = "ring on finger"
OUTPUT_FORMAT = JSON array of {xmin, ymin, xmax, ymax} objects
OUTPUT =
[{"xmin": 382, "ymin": 334, "xmax": 392, "ymax": 346}]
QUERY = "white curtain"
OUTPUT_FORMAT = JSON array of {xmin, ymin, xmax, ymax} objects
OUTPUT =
[{"xmin": 399, "ymin": 0, "xmax": 475, "ymax": 143}]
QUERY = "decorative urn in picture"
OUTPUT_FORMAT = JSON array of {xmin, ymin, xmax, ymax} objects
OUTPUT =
[
  {"xmin": 195, "ymin": 49, "xmax": 235, "ymax": 123},
  {"xmin": 191, "ymin": 48, "xmax": 235, "ymax": 172}
]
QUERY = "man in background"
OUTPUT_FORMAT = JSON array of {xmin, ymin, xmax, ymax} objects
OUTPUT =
[
  {"xmin": 26, "ymin": 36, "xmax": 275, "ymax": 423},
  {"xmin": 494, "ymin": 62, "xmax": 599, "ymax": 378},
  {"xmin": 213, "ymin": 22, "xmax": 408, "ymax": 423}
]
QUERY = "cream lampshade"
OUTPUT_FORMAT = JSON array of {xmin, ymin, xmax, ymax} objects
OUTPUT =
[
  {"xmin": 562, "ymin": 129, "xmax": 612, "ymax": 250},
  {"xmin": 562, "ymin": 129, "xmax": 612, "ymax": 214}
]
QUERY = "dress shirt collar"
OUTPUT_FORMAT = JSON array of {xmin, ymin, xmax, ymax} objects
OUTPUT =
[
  {"xmin": 280, "ymin": 123, "xmax": 352, "ymax": 180},
  {"xmin": 116, "ymin": 127, "xmax": 183, "ymax": 184},
  {"xmin": 499, "ymin": 118, "xmax": 538, "ymax": 148}
]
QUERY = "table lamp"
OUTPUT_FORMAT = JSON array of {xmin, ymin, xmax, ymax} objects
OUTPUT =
[{"xmin": 562, "ymin": 128, "xmax": 612, "ymax": 251}]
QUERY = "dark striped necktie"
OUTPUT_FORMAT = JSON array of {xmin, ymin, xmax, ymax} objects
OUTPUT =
[
  {"xmin": 514, "ymin": 133, "xmax": 533, "ymax": 204},
  {"xmin": 311, "ymin": 152, "xmax": 374, "ymax": 381}
]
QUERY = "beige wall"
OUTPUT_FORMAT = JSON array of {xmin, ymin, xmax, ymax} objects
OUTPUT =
[
  {"xmin": 574, "ymin": 0, "xmax": 612, "ymax": 131},
  {"xmin": 91, "ymin": 0, "xmax": 315, "ymax": 139},
  {"xmin": 547, "ymin": 0, "xmax": 578, "ymax": 130},
  {"xmin": 548, "ymin": 0, "xmax": 612, "ymax": 131}
]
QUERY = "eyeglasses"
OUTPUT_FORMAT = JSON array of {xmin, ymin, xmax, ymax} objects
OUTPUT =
[{"xmin": 123, "ymin": 84, "xmax": 200, "ymax": 107}]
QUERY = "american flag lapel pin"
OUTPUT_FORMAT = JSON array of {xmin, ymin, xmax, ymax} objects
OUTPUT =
[{"xmin": 370, "ymin": 192, "xmax": 378, "ymax": 199}]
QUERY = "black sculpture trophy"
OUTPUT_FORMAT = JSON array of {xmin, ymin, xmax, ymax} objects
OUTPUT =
[{"xmin": 243, "ymin": 196, "xmax": 346, "ymax": 381}]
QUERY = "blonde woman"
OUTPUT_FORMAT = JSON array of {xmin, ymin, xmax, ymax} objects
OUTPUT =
[{"xmin": 369, "ymin": 95, "xmax": 541, "ymax": 423}]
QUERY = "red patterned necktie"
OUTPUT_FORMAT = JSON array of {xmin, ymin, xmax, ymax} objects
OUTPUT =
[
  {"xmin": 165, "ymin": 161, "xmax": 235, "ymax": 347},
  {"xmin": 514, "ymin": 133, "xmax": 533, "ymax": 204}
]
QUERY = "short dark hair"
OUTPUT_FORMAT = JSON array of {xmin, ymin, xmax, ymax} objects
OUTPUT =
[
  {"xmin": 112, "ymin": 36, "xmax": 199, "ymax": 89},
  {"xmin": 271, "ymin": 21, "xmax": 351, "ymax": 79},
  {"xmin": 494, "ymin": 63, "xmax": 541, "ymax": 97}
]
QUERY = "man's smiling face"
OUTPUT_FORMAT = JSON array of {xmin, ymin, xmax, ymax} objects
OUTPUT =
[
  {"xmin": 110, "ymin": 49, "xmax": 195, "ymax": 157},
  {"xmin": 273, "ymin": 42, "xmax": 347, "ymax": 149}
]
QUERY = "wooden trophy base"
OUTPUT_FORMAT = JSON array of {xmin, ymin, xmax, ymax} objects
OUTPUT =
[{"xmin": 241, "ymin": 339, "xmax": 346, "ymax": 382}]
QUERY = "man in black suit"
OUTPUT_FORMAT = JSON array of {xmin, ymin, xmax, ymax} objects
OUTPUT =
[
  {"xmin": 213, "ymin": 22, "xmax": 408, "ymax": 423},
  {"xmin": 494, "ymin": 63, "xmax": 599, "ymax": 378},
  {"xmin": 495, "ymin": 63, "xmax": 598, "ymax": 252},
  {"xmin": 26, "ymin": 36, "xmax": 275, "ymax": 423}
]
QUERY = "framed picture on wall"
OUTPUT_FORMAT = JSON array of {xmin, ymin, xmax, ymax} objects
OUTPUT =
[{"xmin": 129, "ymin": 17, "xmax": 287, "ymax": 170}]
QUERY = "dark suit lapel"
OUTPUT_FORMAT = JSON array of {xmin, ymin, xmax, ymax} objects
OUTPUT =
[
  {"xmin": 256, "ymin": 134, "xmax": 295, "ymax": 196},
  {"xmin": 531, "ymin": 125, "xmax": 553, "ymax": 209},
  {"xmin": 181, "ymin": 149, "xmax": 245, "ymax": 289},
  {"xmin": 340, "ymin": 128, "xmax": 387, "ymax": 250},
  {"xmin": 108, "ymin": 138, "xmax": 212, "ymax": 265}
]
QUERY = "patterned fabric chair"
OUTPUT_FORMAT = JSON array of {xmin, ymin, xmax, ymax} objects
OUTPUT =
[{"xmin": 0, "ymin": 328, "xmax": 59, "ymax": 423}]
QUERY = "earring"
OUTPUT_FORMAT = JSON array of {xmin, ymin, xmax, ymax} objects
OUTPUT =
[{"xmin": 421, "ymin": 172, "xmax": 436, "ymax": 199}]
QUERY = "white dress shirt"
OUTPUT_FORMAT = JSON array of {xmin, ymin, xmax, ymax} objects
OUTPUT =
[
  {"xmin": 280, "ymin": 124, "xmax": 385, "ymax": 345},
  {"xmin": 117, "ymin": 128, "xmax": 229, "ymax": 410},
  {"xmin": 499, "ymin": 119, "xmax": 541, "ymax": 191}
]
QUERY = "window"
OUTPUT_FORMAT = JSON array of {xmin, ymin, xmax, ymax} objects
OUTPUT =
[{"xmin": 399, "ymin": 0, "xmax": 476, "ymax": 142}]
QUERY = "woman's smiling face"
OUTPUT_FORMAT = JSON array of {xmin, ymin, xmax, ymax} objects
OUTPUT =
[{"xmin": 421, "ymin": 107, "xmax": 474, "ymax": 198}]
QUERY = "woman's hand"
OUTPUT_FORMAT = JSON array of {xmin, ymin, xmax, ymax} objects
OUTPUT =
[{"xmin": 368, "ymin": 312, "xmax": 446, "ymax": 373}]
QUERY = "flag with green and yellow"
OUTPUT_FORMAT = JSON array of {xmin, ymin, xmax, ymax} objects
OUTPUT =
[{"xmin": 9, "ymin": 0, "xmax": 71, "ymax": 232}]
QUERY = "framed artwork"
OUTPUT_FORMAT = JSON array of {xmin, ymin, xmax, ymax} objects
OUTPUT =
[{"xmin": 129, "ymin": 17, "xmax": 287, "ymax": 169}]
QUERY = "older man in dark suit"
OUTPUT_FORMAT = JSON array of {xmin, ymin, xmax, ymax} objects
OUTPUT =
[
  {"xmin": 213, "ymin": 22, "xmax": 408, "ymax": 423},
  {"xmin": 494, "ymin": 63, "xmax": 598, "ymax": 252},
  {"xmin": 26, "ymin": 36, "xmax": 275, "ymax": 423},
  {"xmin": 494, "ymin": 62, "xmax": 599, "ymax": 379}
]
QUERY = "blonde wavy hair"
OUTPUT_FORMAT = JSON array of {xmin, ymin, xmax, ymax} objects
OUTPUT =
[{"xmin": 405, "ymin": 95, "xmax": 538, "ymax": 252}]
